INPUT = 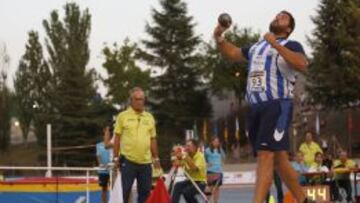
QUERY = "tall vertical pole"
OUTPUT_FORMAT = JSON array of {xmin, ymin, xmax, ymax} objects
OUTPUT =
[
  {"xmin": 348, "ymin": 109, "xmax": 353, "ymax": 156},
  {"xmin": 46, "ymin": 124, "xmax": 52, "ymax": 177},
  {"xmin": 293, "ymin": 127, "xmax": 297, "ymax": 154},
  {"xmin": 315, "ymin": 111, "xmax": 320, "ymax": 137}
]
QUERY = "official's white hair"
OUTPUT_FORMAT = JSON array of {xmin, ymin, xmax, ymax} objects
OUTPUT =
[{"xmin": 129, "ymin": 87, "xmax": 144, "ymax": 98}]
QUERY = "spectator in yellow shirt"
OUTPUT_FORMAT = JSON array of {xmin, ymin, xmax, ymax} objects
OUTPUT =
[
  {"xmin": 172, "ymin": 139, "xmax": 207, "ymax": 203},
  {"xmin": 299, "ymin": 131, "xmax": 322, "ymax": 167},
  {"xmin": 333, "ymin": 151, "xmax": 357, "ymax": 202}
]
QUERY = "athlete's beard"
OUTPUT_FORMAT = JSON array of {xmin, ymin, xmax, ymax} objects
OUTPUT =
[{"xmin": 269, "ymin": 23, "xmax": 284, "ymax": 35}]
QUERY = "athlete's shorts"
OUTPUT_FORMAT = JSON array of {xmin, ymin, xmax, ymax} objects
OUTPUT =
[{"xmin": 247, "ymin": 99, "xmax": 293, "ymax": 155}]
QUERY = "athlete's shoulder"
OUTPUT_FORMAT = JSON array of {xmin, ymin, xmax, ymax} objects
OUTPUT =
[
  {"xmin": 284, "ymin": 40, "xmax": 305, "ymax": 55},
  {"xmin": 241, "ymin": 41, "xmax": 259, "ymax": 61},
  {"xmin": 241, "ymin": 47, "xmax": 250, "ymax": 61}
]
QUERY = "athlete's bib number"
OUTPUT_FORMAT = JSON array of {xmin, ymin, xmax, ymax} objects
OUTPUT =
[
  {"xmin": 249, "ymin": 71, "xmax": 266, "ymax": 92},
  {"xmin": 249, "ymin": 55, "xmax": 267, "ymax": 92}
]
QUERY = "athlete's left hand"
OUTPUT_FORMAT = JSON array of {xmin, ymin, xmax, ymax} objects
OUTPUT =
[{"xmin": 264, "ymin": 32, "xmax": 277, "ymax": 46}]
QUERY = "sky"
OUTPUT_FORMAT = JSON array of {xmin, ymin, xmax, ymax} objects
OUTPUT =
[{"xmin": 0, "ymin": 0, "xmax": 320, "ymax": 92}]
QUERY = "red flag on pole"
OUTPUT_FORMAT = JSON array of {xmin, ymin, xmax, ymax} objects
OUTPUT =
[{"xmin": 146, "ymin": 178, "xmax": 171, "ymax": 203}]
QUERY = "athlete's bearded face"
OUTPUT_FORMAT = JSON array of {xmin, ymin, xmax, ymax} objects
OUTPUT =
[{"xmin": 269, "ymin": 12, "xmax": 292, "ymax": 36}]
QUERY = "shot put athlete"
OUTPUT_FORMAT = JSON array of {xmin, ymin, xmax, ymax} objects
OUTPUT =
[{"xmin": 214, "ymin": 11, "xmax": 312, "ymax": 203}]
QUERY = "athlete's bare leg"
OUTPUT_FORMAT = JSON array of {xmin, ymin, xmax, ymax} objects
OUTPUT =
[
  {"xmin": 252, "ymin": 150, "xmax": 275, "ymax": 203},
  {"xmin": 274, "ymin": 151, "xmax": 306, "ymax": 202}
]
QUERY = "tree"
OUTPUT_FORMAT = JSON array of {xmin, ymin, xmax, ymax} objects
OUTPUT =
[
  {"xmin": 14, "ymin": 31, "xmax": 47, "ymax": 144},
  {"xmin": 201, "ymin": 26, "xmax": 259, "ymax": 103},
  {"xmin": 102, "ymin": 39, "xmax": 150, "ymax": 107},
  {"xmin": 0, "ymin": 43, "xmax": 11, "ymax": 151},
  {"xmin": 306, "ymin": 0, "xmax": 360, "ymax": 109},
  {"xmin": 42, "ymin": 3, "xmax": 98, "ymax": 166},
  {"xmin": 140, "ymin": 0, "xmax": 211, "ymax": 131}
]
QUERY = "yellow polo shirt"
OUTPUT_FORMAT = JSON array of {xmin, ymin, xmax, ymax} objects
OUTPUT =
[
  {"xmin": 299, "ymin": 141, "xmax": 323, "ymax": 167},
  {"xmin": 333, "ymin": 159, "xmax": 357, "ymax": 180},
  {"xmin": 184, "ymin": 151, "xmax": 207, "ymax": 182},
  {"xmin": 114, "ymin": 107, "xmax": 156, "ymax": 164}
]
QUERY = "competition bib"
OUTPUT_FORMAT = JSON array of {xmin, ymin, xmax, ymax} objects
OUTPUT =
[
  {"xmin": 249, "ymin": 56, "xmax": 266, "ymax": 92},
  {"xmin": 249, "ymin": 71, "xmax": 266, "ymax": 92}
]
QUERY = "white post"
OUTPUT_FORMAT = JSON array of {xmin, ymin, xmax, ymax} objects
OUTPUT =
[
  {"xmin": 46, "ymin": 124, "xmax": 52, "ymax": 177},
  {"xmin": 109, "ymin": 164, "xmax": 113, "ymax": 188},
  {"xmin": 86, "ymin": 170, "xmax": 90, "ymax": 203},
  {"xmin": 315, "ymin": 111, "xmax": 320, "ymax": 137},
  {"xmin": 293, "ymin": 128, "xmax": 297, "ymax": 154}
]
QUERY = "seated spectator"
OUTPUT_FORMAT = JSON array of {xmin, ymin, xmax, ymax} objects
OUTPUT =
[
  {"xmin": 308, "ymin": 152, "xmax": 339, "ymax": 201},
  {"xmin": 299, "ymin": 131, "xmax": 323, "ymax": 167},
  {"xmin": 291, "ymin": 152, "xmax": 308, "ymax": 185},
  {"xmin": 333, "ymin": 151, "xmax": 357, "ymax": 202},
  {"xmin": 172, "ymin": 139, "xmax": 207, "ymax": 203},
  {"xmin": 308, "ymin": 152, "xmax": 329, "ymax": 184}
]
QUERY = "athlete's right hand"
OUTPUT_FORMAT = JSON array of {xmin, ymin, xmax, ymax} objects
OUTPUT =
[{"xmin": 213, "ymin": 24, "xmax": 228, "ymax": 41}]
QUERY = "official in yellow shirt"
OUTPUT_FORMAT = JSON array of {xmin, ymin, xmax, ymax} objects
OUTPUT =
[
  {"xmin": 114, "ymin": 106, "xmax": 156, "ymax": 164},
  {"xmin": 113, "ymin": 87, "xmax": 161, "ymax": 203},
  {"xmin": 172, "ymin": 139, "xmax": 207, "ymax": 203},
  {"xmin": 299, "ymin": 132, "xmax": 322, "ymax": 167}
]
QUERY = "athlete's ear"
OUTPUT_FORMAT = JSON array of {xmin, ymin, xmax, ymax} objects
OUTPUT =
[{"xmin": 286, "ymin": 27, "xmax": 292, "ymax": 36}]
